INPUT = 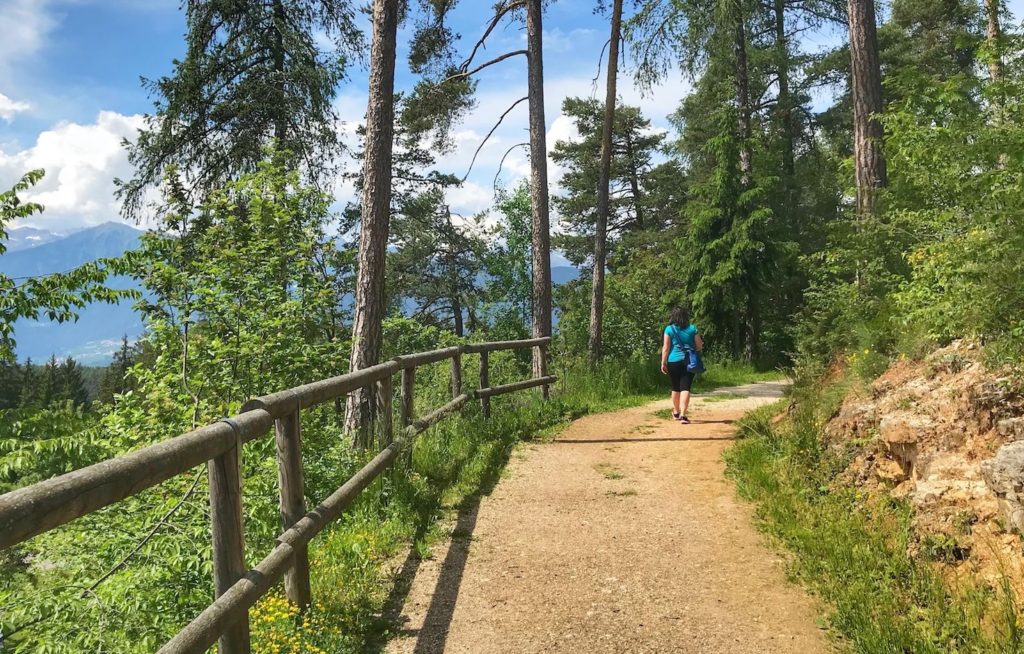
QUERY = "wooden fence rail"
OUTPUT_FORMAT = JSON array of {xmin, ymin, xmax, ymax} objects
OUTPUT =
[{"xmin": 0, "ymin": 337, "xmax": 555, "ymax": 654}]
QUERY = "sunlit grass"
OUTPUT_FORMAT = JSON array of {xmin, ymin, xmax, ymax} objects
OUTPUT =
[{"xmin": 725, "ymin": 393, "xmax": 1024, "ymax": 653}]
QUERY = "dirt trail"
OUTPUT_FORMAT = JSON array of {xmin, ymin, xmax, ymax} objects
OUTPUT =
[{"xmin": 384, "ymin": 381, "xmax": 830, "ymax": 653}]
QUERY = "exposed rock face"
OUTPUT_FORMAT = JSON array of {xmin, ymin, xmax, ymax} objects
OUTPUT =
[
  {"xmin": 824, "ymin": 341, "xmax": 1024, "ymax": 588},
  {"xmin": 982, "ymin": 442, "xmax": 1024, "ymax": 534},
  {"xmin": 878, "ymin": 413, "xmax": 934, "ymax": 478},
  {"xmin": 997, "ymin": 417, "xmax": 1024, "ymax": 442}
]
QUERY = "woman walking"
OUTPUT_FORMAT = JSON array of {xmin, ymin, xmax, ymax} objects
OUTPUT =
[{"xmin": 661, "ymin": 307, "xmax": 703, "ymax": 423}]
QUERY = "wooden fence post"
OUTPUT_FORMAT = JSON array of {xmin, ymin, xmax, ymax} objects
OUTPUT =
[
  {"xmin": 479, "ymin": 350, "xmax": 490, "ymax": 418},
  {"xmin": 274, "ymin": 403, "xmax": 311, "ymax": 608},
  {"xmin": 451, "ymin": 350, "xmax": 462, "ymax": 399},
  {"xmin": 209, "ymin": 421, "xmax": 250, "ymax": 654},
  {"xmin": 377, "ymin": 374, "xmax": 394, "ymax": 448},
  {"xmin": 400, "ymin": 367, "xmax": 415, "ymax": 464},
  {"xmin": 538, "ymin": 342, "xmax": 550, "ymax": 400},
  {"xmin": 357, "ymin": 385, "xmax": 376, "ymax": 450}
]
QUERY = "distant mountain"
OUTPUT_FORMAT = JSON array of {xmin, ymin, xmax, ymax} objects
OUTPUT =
[
  {"xmin": 0, "ymin": 222, "xmax": 145, "ymax": 365},
  {"xmin": 0, "ymin": 221, "xmax": 582, "ymax": 365},
  {"xmin": 4, "ymin": 226, "xmax": 66, "ymax": 252}
]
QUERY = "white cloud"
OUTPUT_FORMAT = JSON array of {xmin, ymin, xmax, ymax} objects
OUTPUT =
[
  {"xmin": 0, "ymin": 110, "xmax": 146, "ymax": 230},
  {"xmin": 445, "ymin": 181, "xmax": 493, "ymax": 218},
  {"xmin": 0, "ymin": 91, "xmax": 29, "ymax": 121},
  {"xmin": 0, "ymin": 0, "xmax": 55, "ymax": 80}
]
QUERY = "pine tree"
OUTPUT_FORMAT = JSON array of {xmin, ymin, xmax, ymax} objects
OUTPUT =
[
  {"xmin": 390, "ymin": 190, "xmax": 488, "ymax": 337},
  {"xmin": 526, "ymin": 0, "xmax": 553, "ymax": 380},
  {"xmin": 98, "ymin": 335, "xmax": 135, "ymax": 405},
  {"xmin": 848, "ymin": 0, "xmax": 887, "ymax": 218},
  {"xmin": 551, "ymin": 98, "xmax": 665, "ymax": 266},
  {"xmin": 118, "ymin": 0, "xmax": 361, "ymax": 220},
  {"xmin": 58, "ymin": 358, "xmax": 89, "ymax": 408},
  {"xmin": 346, "ymin": 0, "xmax": 401, "ymax": 440},
  {"xmin": 18, "ymin": 358, "xmax": 39, "ymax": 409},
  {"xmin": 0, "ymin": 361, "xmax": 21, "ymax": 410},
  {"xmin": 590, "ymin": 0, "xmax": 625, "ymax": 364}
]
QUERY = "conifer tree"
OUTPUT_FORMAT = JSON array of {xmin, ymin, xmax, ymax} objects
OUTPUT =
[
  {"xmin": 118, "ymin": 0, "xmax": 362, "ymax": 220},
  {"xmin": 551, "ymin": 98, "xmax": 664, "ymax": 266}
]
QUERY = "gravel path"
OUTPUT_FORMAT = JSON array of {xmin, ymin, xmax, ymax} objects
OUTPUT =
[{"xmin": 383, "ymin": 381, "xmax": 830, "ymax": 653}]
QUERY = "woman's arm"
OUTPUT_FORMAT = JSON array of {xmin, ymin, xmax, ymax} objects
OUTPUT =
[
  {"xmin": 661, "ymin": 333, "xmax": 671, "ymax": 374},
  {"xmin": 695, "ymin": 334, "xmax": 704, "ymax": 353}
]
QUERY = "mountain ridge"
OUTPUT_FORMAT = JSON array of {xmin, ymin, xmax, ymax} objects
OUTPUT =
[{"xmin": 0, "ymin": 223, "xmax": 579, "ymax": 365}]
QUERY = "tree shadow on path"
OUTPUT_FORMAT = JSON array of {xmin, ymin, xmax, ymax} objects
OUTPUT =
[
  {"xmin": 407, "ymin": 496, "xmax": 482, "ymax": 654},
  {"xmin": 367, "ymin": 436, "xmax": 509, "ymax": 654}
]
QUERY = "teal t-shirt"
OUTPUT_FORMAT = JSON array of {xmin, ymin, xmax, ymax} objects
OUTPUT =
[{"xmin": 665, "ymin": 324, "xmax": 698, "ymax": 363}]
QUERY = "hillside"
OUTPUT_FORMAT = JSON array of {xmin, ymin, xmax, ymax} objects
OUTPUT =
[
  {"xmin": 826, "ymin": 343, "xmax": 1024, "ymax": 591},
  {"xmin": 3, "ymin": 226, "xmax": 66, "ymax": 252},
  {"xmin": 0, "ymin": 222, "xmax": 145, "ymax": 364}
]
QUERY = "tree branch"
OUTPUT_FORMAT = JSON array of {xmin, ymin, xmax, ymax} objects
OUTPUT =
[
  {"xmin": 591, "ymin": 38, "xmax": 612, "ymax": 94},
  {"xmin": 462, "ymin": 0, "xmax": 528, "ymax": 70},
  {"xmin": 443, "ymin": 49, "xmax": 528, "ymax": 85},
  {"xmin": 462, "ymin": 95, "xmax": 529, "ymax": 182},
  {"xmin": 494, "ymin": 142, "xmax": 530, "ymax": 188},
  {"xmin": 81, "ymin": 468, "xmax": 205, "ymax": 599}
]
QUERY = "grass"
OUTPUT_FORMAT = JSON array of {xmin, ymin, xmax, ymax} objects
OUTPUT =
[
  {"xmin": 724, "ymin": 383, "xmax": 1024, "ymax": 653},
  {"xmin": 594, "ymin": 463, "xmax": 625, "ymax": 480}
]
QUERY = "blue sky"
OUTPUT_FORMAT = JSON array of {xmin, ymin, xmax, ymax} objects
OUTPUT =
[{"xmin": 0, "ymin": 0, "xmax": 1019, "ymax": 234}]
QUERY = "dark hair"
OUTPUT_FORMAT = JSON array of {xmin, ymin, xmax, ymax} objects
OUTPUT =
[{"xmin": 669, "ymin": 306, "xmax": 689, "ymax": 328}]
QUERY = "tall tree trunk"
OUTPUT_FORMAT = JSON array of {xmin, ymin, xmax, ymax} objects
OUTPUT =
[
  {"xmin": 746, "ymin": 292, "xmax": 761, "ymax": 363},
  {"xmin": 526, "ymin": 0, "xmax": 552, "ymax": 377},
  {"xmin": 272, "ymin": 0, "xmax": 287, "ymax": 144},
  {"xmin": 588, "ymin": 0, "xmax": 623, "ymax": 366},
  {"xmin": 773, "ymin": 0, "xmax": 794, "ymax": 179},
  {"xmin": 451, "ymin": 293, "xmax": 464, "ymax": 337},
  {"xmin": 624, "ymin": 132, "xmax": 645, "ymax": 229},
  {"xmin": 847, "ymin": 0, "xmax": 887, "ymax": 218},
  {"xmin": 345, "ymin": 0, "xmax": 399, "ymax": 444},
  {"xmin": 985, "ymin": 0, "xmax": 1003, "ymax": 82},
  {"xmin": 734, "ymin": 15, "xmax": 753, "ymax": 187}
]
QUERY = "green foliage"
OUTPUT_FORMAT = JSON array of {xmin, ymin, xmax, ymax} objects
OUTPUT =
[
  {"xmin": 886, "ymin": 70, "xmax": 1024, "ymax": 363},
  {"xmin": 1, "ymin": 158, "xmax": 358, "ymax": 652},
  {"xmin": 796, "ymin": 41, "xmax": 1024, "ymax": 370},
  {"xmin": 0, "ymin": 172, "xmax": 138, "ymax": 363},
  {"xmin": 96, "ymin": 336, "xmax": 143, "ymax": 405},
  {"xmin": 389, "ymin": 189, "xmax": 489, "ymax": 336},
  {"xmin": 117, "ymin": 0, "xmax": 362, "ymax": 219},
  {"xmin": 725, "ymin": 383, "xmax": 1024, "ymax": 652},
  {"xmin": 0, "ymin": 404, "xmax": 105, "ymax": 493},
  {"xmin": 556, "ymin": 271, "xmax": 665, "ymax": 361},
  {"xmin": 482, "ymin": 183, "xmax": 533, "ymax": 336}
]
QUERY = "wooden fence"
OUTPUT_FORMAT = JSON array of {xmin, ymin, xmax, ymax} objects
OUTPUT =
[{"xmin": 0, "ymin": 337, "xmax": 555, "ymax": 654}]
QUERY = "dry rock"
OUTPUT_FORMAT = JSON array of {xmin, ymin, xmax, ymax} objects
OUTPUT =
[
  {"xmin": 998, "ymin": 417, "xmax": 1024, "ymax": 442},
  {"xmin": 879, "ymin": 413, "xmax": 934, "ymax": 445},
  {"xmin": 981, "ymin": 442, "xmax": 1024, "ymax": 535}
]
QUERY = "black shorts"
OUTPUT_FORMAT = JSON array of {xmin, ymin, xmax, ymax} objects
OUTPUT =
[{"xmin": 667, "ymin": 360, "xmax": 695, "ymax": 392}]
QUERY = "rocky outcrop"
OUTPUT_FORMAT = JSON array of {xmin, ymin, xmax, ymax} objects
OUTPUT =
[
  {"xmin": 982, "ymin": 442, "xmax": 1024, "ymax": 534},
  {"xmin": 824, "ymin": 341, "xmax": 1024, "ymax": 586}
]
